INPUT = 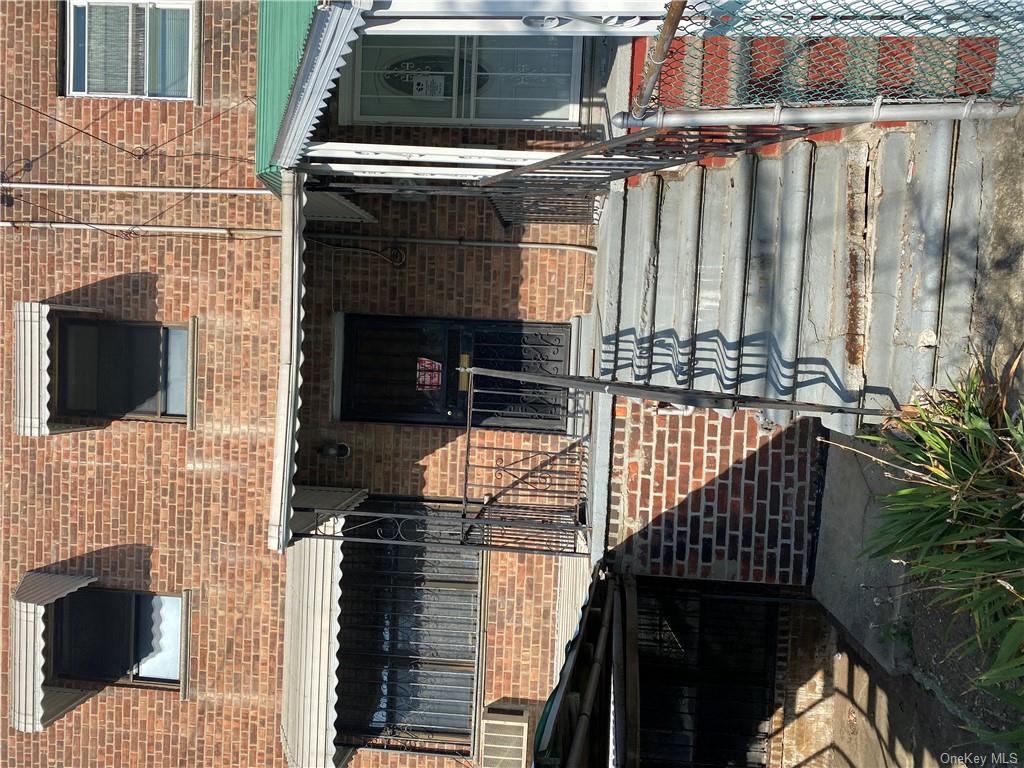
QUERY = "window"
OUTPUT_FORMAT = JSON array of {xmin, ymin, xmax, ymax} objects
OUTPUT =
[
  {"xmin": 337, "ymin": 315, "xmax": 571, "ymax": 430},
  {"xmin": 351, "ymin": 35, "xmax": 583, "ymax": 125},
  {"xmin": 56, "ymin": 318, "xmax": 190, "ymax": 420},
  {"xmin": 67, "ymin": 1, "xmax": 194, "ymax": 98},
  {"xmin": 53, "ymin": 588, "xmax": 184, "ymax": 687}
]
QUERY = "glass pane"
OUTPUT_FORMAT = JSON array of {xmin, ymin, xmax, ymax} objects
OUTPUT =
[
  {"xmin": 344, "ymin": 319, "xmax": 453, "ymax": 421},
  {"xmin": 147, "ymin": 7, "xmax": 190, "ymax": 97},
  {"xmin": 134, "ymin": 594, "xmax": 182, "ymax": 682},
  {"xmin": 61, "ymin": 322, "xmax": 99, "ymax": 412},
  {"xmin": 358, "ymin": 36, "xmax": 456, "ymax": 119},
  {"xmin": 86, "ymin": 4, "xmax": 130, "ymax": 94},
  {"xmin": 163, "ymin": 327, "xmax": 188, "ymax": 417},
  {"xmin": 474, "ymin": 37, "xmax": 576, "ymax": 121},
  {"xmin": 96, "ymin": 324, "xmax": 161, "ymax": 414},
  {"xmin": 57, "ymin": 590, "xmax": 133, "ymax": 681},
  {"xmin": 71, "ymin": 5, "xmax": 87, "ymax": 92}
]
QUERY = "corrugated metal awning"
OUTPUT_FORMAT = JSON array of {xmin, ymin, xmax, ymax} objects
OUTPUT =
[
  {"xmin": 14, "ymin": 302, "xmax": 54, "ymax": 437},
  {"xmin": 9, "ymin": 571, "xmax": 97, "ymax": 732},
  {"xmin": 280, "ymin": 513, "xmax": 344, "ymax": 768},
  {"xmin": 272, "ymin": 1, "xmax": 367, "ymax": 170},
  {"xmin": 304, "ymin": 191, "xmax": 376, "ymax": 223},
  {"xmin": 268, "ymin": 171, "xmax": 308, "ymax": 552}
]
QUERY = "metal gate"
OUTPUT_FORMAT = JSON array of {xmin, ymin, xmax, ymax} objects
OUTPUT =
[
  {"xmin": 334, "ymin": 512, "xmax": 481, "ymax": 755},
  {"xmin": 635, "ymin": 580, "xmax": 778, "ymax": 768}
]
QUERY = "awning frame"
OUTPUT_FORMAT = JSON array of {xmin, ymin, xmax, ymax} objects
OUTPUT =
[{"xmin": 9, "ymin": 571, "xmax": 98, "ymax": 732}]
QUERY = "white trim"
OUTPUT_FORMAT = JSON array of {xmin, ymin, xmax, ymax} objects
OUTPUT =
[
  {"xmin": 350, "ymin": 35, "xmax": 584, "ymax": 127},
  {"xmin": 303, "ymin": 142, "xmax": 561, "ymax": 165},
  {"xmin": 364, "ymin": 1, "xmax": 667, "ymax": 14},
  {"xmin": 299, "ymin": 163, "xmax": 511, "ymax": 180},
  {"xmin": 66, "ymin": 0, "xmax": 196, "ymax": 99},
  {"xmin": 330, "ymin": 312, "xmax": 345, "ymax": 421},
  {"xmin": 363, "ymin": 17, "xmax": 661, "ymax": 36}
]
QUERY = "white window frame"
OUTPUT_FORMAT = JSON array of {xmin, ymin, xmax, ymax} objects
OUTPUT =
[
  {"xmin": 345, "ymin": 35, "xmax": 584, "ymax": 127},
  {"xmin": 65, "ymin": 0, "xmax": 196, "ymax": 100}
]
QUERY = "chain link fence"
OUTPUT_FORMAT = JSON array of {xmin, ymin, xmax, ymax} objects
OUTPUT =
[{"xmin": 637, "ymin": 0, "xmax": 1024, "ymax": 114}]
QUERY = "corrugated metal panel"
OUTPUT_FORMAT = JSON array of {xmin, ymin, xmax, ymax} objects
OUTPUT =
[
  {"xmin": 9, "ymin": 572, "xmax": 96, "ymax": 732},
  {"xmin": 255, "ymin": 0, "xmax": 318, "ymax": 192},
  {"xmin": 553, "ymin": 545, "xmax": 594, "ymax": 681},
  {"xmin": 606, "ymin": 123, "xmax": 978, "ymax": 434},
  {"xmin": 14, "ymin": 302, "xmax": 52, "ymax": 437},
  {"xmin": 272, "ymin": 3, "xmax": 366, "ymax": 170},
  {"xmin": 304, "ymin": 191, "xmax": 376, "ymax": 223},
  {"xmin": 291, "ymin": 485, "xmax": 368, "ymax": 512},
  {"xmin": 280, "ymin": 515, "xmax": 345, "ymax": 768}
]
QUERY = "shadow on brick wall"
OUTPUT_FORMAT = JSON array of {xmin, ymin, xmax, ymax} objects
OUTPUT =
[
  {"xmin": 44, "ymin": 272, "xmax": 161, "ymax": 320},
  {"xmin": 607, "ymin": 409, "xmax": 823, "ymax": 586},
  {"xmin": 39, "ymin": 273, "xmax": 163, "ymax": 428},
  {"xmin": 21, "ymin": 544, "xmax": 154, "ymax": 719}
]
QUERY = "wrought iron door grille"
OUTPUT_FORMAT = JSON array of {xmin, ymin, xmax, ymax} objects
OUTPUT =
[
  {"xmin": 468, "ymin": 323, "xmax": 572, "ymax": 432},
  {"xmin": 334, "ymin": 522, "xmax": 481, "ymax": 754}
]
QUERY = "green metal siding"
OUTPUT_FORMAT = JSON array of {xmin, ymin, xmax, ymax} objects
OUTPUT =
[{"xmin": 256, "ymin": 0, "xmax": 318, "ymax": 194}]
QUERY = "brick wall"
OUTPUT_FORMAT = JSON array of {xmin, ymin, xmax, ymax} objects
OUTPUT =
[
  {"xmin": 607, "ymin": 399, "xmax": 822, "ymax": 585},
  {"xmin": 768, "ymin": 603, "xmax": 837, "ymax": 768},
  {"xmin": 0, "ymin": 3, "xmax": 287, "ymax": 766},
  {"xmin": 296, "ymin": 161, "xmax": 591, "ymax": 767},
  {"xmin": 295, "ymin": 192, "xmax": 593, "ymax": 497}
]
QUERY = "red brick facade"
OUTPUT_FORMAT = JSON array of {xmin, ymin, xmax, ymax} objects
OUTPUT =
[
  {"xmin": 296, "ymin": 182, "xmax": 591, "ymax": 767},
  {"xmin": 608, "ymin": 400, "xmax": 822, "ymax": 586},
  {"xmin": 1, "ymin": 2, "xmax": 287, "ymax": 766}
]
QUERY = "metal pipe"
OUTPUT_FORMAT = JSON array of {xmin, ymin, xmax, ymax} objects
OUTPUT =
[
  {"xmin": 0, "ymin": 181, "xmax": 272, "ymax": 195},
  {"xmin": 566, "ymin": 577, "xmax": 616, "ymax": 768},
  {"xmin": 632, "ymin": 0, "xmax": 688, "ymax": 118},
  {"xmin": 461, "ymin": 366, "xmax": 890, "ymax": 417},
  {"xmin": 612, "ymin": 100, "xmax": 1021, "ymax": 129},
  {"xmin": 307, "ymin": 232, "xmax": 597, "ymax": 256},
  {"xmin": 0, "ymin": 220, "xmax": 280, "ymax": 237}
]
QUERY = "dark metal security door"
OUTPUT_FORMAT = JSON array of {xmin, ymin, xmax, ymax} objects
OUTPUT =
[
  {"xmin": 636, "ymin": 580, "xmax": 778, "ymax": 768},
  {"xmin": 341, "ymin": 315, "xmax": 570, "ymax": 430},
  {"xmin": 334, "ymin": 507, "xmax": 481, "ymax": 755}
]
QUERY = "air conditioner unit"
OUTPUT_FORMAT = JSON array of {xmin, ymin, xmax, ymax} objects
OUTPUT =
[{"xmin": 480, "ymin": 704, "xmax": 531, "ymax": 768}]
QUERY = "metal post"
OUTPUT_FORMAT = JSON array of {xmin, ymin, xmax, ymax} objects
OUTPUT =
[
  {"xmin": 613, "ymin": 100, "xmax": 1021, "ymax": 130},
  {"xmin": 632, "ymin": 0, "xmax": 688, "ymax": 118},
  {"xmin": 460, "ymin": 366, "xmax": 890, "ymax": 417}
]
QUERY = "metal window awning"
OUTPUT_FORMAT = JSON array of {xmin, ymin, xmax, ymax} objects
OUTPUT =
[
  {"xmin": 280, "ymin": 512, "xmax": 345, "ymax": 768},
  {"xmin": 9, "ymin": 571, "xmax": 98, "ymax": 732},
  {"xmin": 14, "ymin": 302, "xmax": 55, "ymax": 437},
  {"xmin": 15, "ymin": 301, "xmax": 103, "ymax": 437}
]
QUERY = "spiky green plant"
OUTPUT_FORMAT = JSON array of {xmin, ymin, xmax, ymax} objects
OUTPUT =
[{"xmin": 853, "ymin": 364, "xmax": 1024, "ymax": 746}]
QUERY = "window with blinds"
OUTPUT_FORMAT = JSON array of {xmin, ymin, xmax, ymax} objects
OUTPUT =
[{"xmin": 67, "ymin": 1, "xmax": 193, "ymax": 98}]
